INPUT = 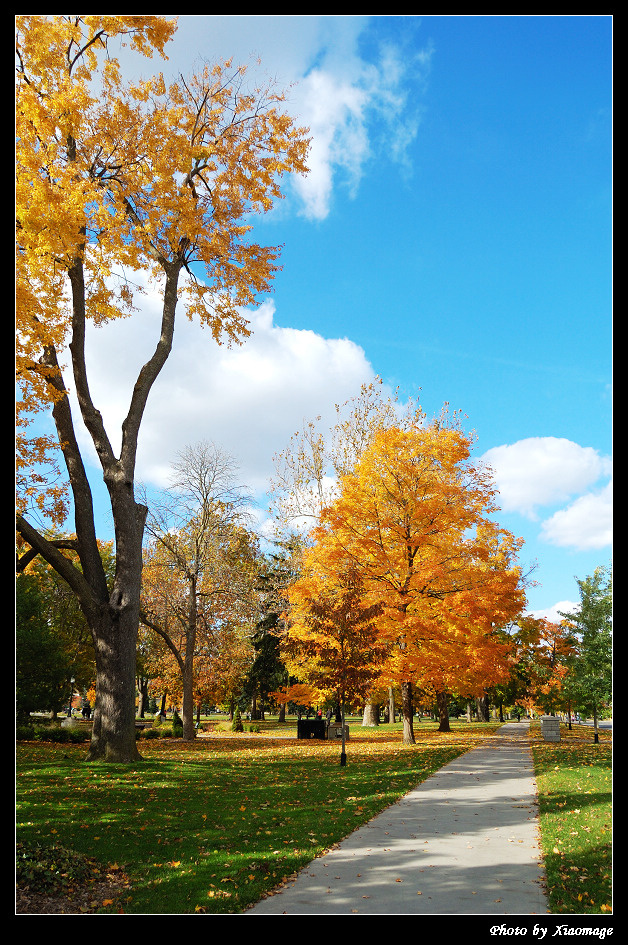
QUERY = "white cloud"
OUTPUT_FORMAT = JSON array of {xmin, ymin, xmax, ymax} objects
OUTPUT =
[
  {"xmin": 527, "ymin": 600, "xmax": 579, "ymax": 623},
  {"xmin": 540, "ymin": 480, "xmax": 613, "ymax": 551},
  {"xmin": 77, "ymin": 295, "xmax": 376, "ymax": 499},
  {"xmin": 289, "ymin": 37, "xmax": 430, "ymax": 220},
  {"xmin": 481, "ymin": 437, "xmax": 612, "ymax": 519},
  {"xmin": 292, "ymin": 68, "xmax": 370, "ymax": 220},
  {"xmin": 115, "ymin": 16, "xmax": 430, "ymax": 222},
  {"xmin": 481, "ymin": 436, "xmax": 612, "ymax": 557}
]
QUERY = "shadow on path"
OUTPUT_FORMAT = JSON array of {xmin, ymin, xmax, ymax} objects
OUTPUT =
[{"xmin": 246, "ymin": 722, "xmax": 549, "ymax": 915}]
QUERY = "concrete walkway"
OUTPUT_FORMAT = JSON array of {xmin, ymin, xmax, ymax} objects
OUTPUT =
[{"xmin": 246, "ymin": 722, "xmax": 549, "ymax": 915}]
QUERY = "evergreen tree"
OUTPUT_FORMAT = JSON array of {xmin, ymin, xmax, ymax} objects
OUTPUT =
[
  {"xmin": 16, "ymin": 573, "xmax": 73, "ymax": 719},
  {"xmin": 562, "ymin": 565, "xmax": 612, "ymax": 743},
  {"xmin": 242, "ymin": 545, "xmax": 298, "ymax": 719}
]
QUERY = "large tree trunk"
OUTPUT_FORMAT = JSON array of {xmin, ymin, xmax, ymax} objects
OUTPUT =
[
  {"xmin": 181, "ymin": 657, "xmax": 196, "ymax": 741},
  {"xmin": 436, "ymin": 690, "xmax": 451, "ymax": 732},
  {"xmin": 362, "ymin": 701, "xmax": 379, "ymax": 726},
  {"xmin": 88, "ymin": 606, "xmax": 142, "ymax": 762},
  {"xmin": 401, "ymin": 680, "xmax": 415, "ymax": 744},
  {"xmin": 477, "ymin": 694, "xmax": 490, "ymax": 722},
  {"xmin": 16, "ymin": 257, "xmax": 181, "ymax": 764},
  {"xmin": 86, "ymin": 482, "xmax": 147, "ymax": 761}
]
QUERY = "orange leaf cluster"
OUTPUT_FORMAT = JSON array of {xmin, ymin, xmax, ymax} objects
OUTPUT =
[{"xmin": 283, "ymin": 420, "xmax": 526, "ymax": 707}]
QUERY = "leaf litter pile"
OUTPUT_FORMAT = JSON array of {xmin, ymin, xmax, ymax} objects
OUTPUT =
[{"xmin": 16, "ymin": 840, "xmax": 132, "ymax": 914}]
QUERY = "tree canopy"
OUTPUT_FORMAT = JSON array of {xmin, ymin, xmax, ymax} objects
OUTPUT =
[
  {"xmin": 562, "ymin": 565, "xmax": 612, "ymax": 740},
  {"xmin": 15, "ymin": 15, "xmax": 310, "ymax": 761},
  {"xmin": 282, "ymin": 417, "xmax": 526, "ymax": 742}
]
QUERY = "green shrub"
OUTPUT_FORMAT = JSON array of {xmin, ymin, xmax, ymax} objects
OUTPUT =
[{"xmin": 31, "ymin": 725, "xmax": 91, "ymax": 743}]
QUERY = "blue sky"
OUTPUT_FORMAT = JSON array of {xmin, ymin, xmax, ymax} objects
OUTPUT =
[{"xmin": 66, "ymin": 15, "xmax": 612, "ymax": 620}]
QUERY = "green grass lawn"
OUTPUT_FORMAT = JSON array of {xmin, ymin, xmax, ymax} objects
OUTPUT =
[
  {"xmin": 530, "ymin": 722, "xmax": 612, "ymax": 915},
  {"xmin": 16, "ymin": 717, "xmax": 612, "ymax": 915},
  {"xmin": 15, "ymin": 718, "xmax": 497, "ymax": 914}
]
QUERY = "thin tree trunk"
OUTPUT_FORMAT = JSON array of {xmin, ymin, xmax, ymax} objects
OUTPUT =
[
  {"xmin": 137, "ymin": 677, "xmax": 149, "ymax": 718},
  {"xmin": 593, "ymin": 701, "xmax": 599, "ymax": 744},
  {"xmin": 181, "ymin": 580, "xmax": 197, "ymax": 740},
  {"xmin": 340, "ymin": 691, "xmax": 347, "ymax": 766},
  {"xmin": 401, "ymin": 680, "xmax": 415, "ymax": 744}
]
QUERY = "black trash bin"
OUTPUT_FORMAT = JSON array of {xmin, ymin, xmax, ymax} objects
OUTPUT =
[{"xmin": 297, "ymin": 718, "xmax": 327, "ymax": 739}]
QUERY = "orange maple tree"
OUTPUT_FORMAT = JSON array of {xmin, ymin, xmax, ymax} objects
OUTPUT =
[
  {"xmin": 301, "ymin": 418, "xmax": 526, "ymax": 743},
  {"xmin": 514, "ymin": 616, "xmax": 577, "ymax": 715},
  {"xmin": 282, "ymin": 544, "xmax": 389, "ymax": 759}
]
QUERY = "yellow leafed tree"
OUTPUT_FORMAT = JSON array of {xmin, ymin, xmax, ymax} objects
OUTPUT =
[
  {"xmin": 310, "ymin": 419, "xmax": 527, "ymax": 743},
  {"xmin": 15, "ymin": 15, "xmax": 309, "ymax": 761}
]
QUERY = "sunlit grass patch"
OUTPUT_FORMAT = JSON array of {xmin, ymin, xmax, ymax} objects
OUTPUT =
[
  {"xmin": 16, "ymin": 722, "xmax": 496, "ymax": 913},
  {"xmin": 531, "ymin": 723, "xmax": 612, "ymax": 915}
]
